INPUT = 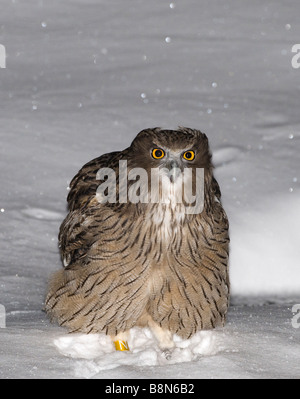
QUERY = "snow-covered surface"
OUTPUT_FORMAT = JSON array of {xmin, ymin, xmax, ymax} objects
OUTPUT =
[
  {"xmin": 0, "ymin": 0, "xmax": 300, "ymax": 379},
  {"xmin": 1, "ymin": 301, "xmax": 300, "ymax": 379}
]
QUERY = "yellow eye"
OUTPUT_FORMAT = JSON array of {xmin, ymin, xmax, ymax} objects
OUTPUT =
[
  {"xmin": 183, "ymin": 151, "xmax": 195, "ymax": 161},
  {"xmin": 152, "ymin": 148, "xmax": 165, "ymax": 160}
]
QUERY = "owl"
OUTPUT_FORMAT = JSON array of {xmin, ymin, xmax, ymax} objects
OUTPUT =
[{"xmin": 45, "ymin": 127, "xmax": 230, "ymax": 354}]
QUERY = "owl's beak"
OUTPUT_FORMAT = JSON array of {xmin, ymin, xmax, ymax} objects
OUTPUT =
[{"xmin": 165, "ymin": 160, "xmax": 182, "ymax": 183}]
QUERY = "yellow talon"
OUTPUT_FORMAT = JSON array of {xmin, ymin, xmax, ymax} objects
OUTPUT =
[{"xmin": 114, "ymin": 340, "xmax": 130, "ymax": 351}]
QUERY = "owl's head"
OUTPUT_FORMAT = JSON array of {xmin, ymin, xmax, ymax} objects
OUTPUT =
[
  {"xmin": 129, "ymin": 127, "xmax": 213, "ymax": 177},
  {"xmin": 93, "ymin": 127, "xmax": 220, "ymax": 215},
  {"xmin": 115, "ymin": 127, "xmax": 218, "ymax": 214}
]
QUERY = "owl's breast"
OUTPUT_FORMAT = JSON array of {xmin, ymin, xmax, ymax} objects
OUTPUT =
[
  {"xmin": 146, "ymin": 203, "xmax": 186, "ymax": 242},
  {"xmin": 141, "ymin": 204, "xmax": 190, "ymax": 296}
]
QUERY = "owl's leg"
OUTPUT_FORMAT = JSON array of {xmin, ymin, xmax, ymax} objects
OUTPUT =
[
  {"xmin": 147, "ymin": 318, "xmax": 175, "ymax": 358},
  {"xmin": 111, "ymin": 331, "xmax": 130, "ymax": 352}
]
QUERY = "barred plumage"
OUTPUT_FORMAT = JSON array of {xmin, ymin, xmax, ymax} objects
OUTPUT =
[{"xmin": 45, "ymin": 127, "xmax": 230, "ymax": 350}]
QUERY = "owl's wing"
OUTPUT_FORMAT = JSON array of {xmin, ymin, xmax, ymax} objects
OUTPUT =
[
  {"xmin": 56, "ymin": 199, "xmax": 151, "ymax": 335},
  {"xmin": 67, "ymin": 151, "xmax": 121, "ymax": 211},
  {"xmin": 59, "ymin": 207, "xmax": 91, "ymax": 269},
  {"xmin": 212, "ymin": 176, "xmax": 222, "ymax": 201},
  {"xmin": 60, "ymin": 150, "xmax": 122, "ymax": 268}
]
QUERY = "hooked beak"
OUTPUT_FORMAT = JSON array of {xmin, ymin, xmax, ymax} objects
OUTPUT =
[{"xmin": 165, "ymin": 160, "xmax": 182, "ymax": 183}]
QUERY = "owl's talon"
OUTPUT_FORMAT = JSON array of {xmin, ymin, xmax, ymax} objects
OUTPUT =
[{"xmin": 114, "ymin": 340, "xmax": 130, "ymax": 352}]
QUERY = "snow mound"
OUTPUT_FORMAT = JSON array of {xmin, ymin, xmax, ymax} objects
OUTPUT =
[
  {"xmin": 54, "ymin": 328, "xmax": 224, "ymax": 378},
  {"xmin": 213, "ymin": 146, "xmax": 244, "ymax": 167},
  {"xmin": 230, "ymin": 194, "xmax": 300, "ymax": 295},
  {"xmin": 21, "ymin": 208, "xmax": 65, "ymax": 221}
]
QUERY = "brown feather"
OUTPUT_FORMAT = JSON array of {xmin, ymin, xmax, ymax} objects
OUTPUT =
[{"xmin": 45, "ymin": 127, "xmax": 230, "ymax": 341}]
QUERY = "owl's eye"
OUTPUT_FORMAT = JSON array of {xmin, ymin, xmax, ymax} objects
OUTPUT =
[
  {"xmin": 152, "ymin": 148, "xmax": 165, "ymax": 160},
  {"xmin": 183, "ymin": 151, "xmax": 195, "ymax": 161}
]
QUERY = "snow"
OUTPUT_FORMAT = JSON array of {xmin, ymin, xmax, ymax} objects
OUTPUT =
[
  {"xmin": 54, "ymin": 329, "xmax": 221, "ymax": 378},
  {"xmin": 0, "ymin": 0, "xmax": 300, "ymax": 379},
  {"xmin": 1, "ymin": 301, "xmax": 300, "ymax": 379}
]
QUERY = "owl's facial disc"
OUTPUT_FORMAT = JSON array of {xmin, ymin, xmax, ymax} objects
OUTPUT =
[{"xmin": 153, "ymin": 149, "xmax": 191, "ymax": 184}]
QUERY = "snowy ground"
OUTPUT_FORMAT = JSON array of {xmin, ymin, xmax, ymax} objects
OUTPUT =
[
  {"xmin": 0, "ymin": 0, "xmax": 300, "ymax": 379},
  {"xmin": 1, "ymin": 299, "xmax": 300, "ymax": 379}
]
